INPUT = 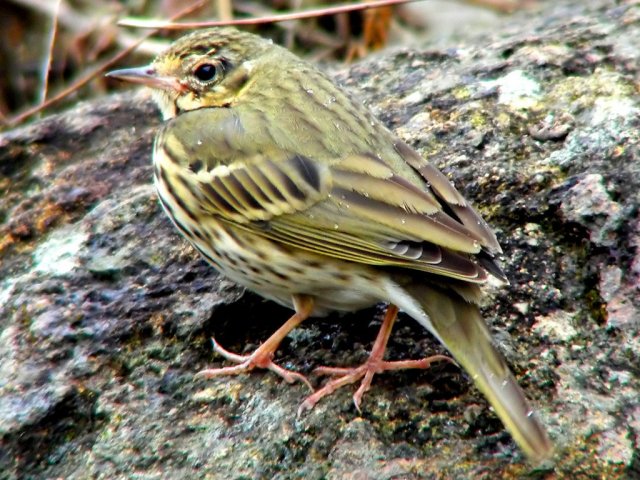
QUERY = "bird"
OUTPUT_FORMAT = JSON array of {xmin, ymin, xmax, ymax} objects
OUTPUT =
[{"xmin": 106, "ymin": 27, "xmax": 553, "ymax": 461}]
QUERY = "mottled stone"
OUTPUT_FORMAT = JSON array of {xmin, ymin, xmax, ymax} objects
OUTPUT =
[{"xmin": 1, "ymin": 1, "xmax": 640, "ymax": 479}]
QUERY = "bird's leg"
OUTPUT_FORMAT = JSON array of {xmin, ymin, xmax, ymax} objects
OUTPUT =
[
  {"xmin": 196, "ymin": 294, "xmax": 314, "ymax": 390},
  {"xmin": 298, "ymin": 304, "xmax": 451, "ymax": 413}
]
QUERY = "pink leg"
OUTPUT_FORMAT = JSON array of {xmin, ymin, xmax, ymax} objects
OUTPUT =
[
  {"xmin": 196, "ymin": 295, "xmax": 314, "ymax": 391},
  {"xmin": 299, "ymin": 305, "xmax": 452, "ymax": 414}
]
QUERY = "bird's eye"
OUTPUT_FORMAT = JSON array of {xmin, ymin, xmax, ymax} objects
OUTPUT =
[{"xmin": 193, "ymin": 63, "xmax": 217, "ymax": 82}]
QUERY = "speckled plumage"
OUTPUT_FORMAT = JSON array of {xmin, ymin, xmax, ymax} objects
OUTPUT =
[{"xmin": 107, "ymin": 27, "xmax": 552, "ymax": 462}]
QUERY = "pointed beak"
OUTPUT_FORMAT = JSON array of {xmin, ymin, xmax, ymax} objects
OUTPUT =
[{"xmin": 105, "ymin": 66, "xmax": 186, "ymax": 92}]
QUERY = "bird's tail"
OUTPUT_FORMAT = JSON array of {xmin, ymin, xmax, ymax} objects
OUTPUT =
[{"xmin": 406, "ymin": 284, "xmax": 553, "ymax": 462}]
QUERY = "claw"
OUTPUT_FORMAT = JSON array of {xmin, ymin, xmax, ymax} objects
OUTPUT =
[
  {"xmin": 195, "ymin": 295, "xmax": 315, "ymax": 392},
  {"xmin": 298, "ymin": 305, "xmax": 451, "ymax": 413}
]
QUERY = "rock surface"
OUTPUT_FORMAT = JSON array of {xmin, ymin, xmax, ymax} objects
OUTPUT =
[{"xmin": 1, "ymin": 0, "xmax": 639, "ymax": 478}]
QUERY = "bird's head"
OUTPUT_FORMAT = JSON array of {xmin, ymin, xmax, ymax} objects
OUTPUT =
[{"xmin": 106, "ymin": 28, "xmax": 274, "ymax": 119}]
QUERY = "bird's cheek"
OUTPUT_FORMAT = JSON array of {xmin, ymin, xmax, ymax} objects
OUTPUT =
[
  {"xmin": 198, "ymin": 86, "xmax": 239, "ymax": 108},
  {"xmin": 150, "ymin": 89, "xmax": 179, "ymax": 120},
  {"xmin": 175, "ymin": 93, "xmax": 204, "ymax": 113}
]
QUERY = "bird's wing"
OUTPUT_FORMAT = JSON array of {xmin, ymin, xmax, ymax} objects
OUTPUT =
[{"xmin": 161, "ymin": 109, "xmax": 505, "ymax": 283}]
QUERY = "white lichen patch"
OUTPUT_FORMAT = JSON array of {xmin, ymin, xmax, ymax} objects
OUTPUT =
[
  {"xmin": 591, "ymin": 96, "xmax": 638, "ymax": 126},
  {"xmin": 599, "ymin": 265, "xmax": 623, "ymax": 302},
  {"xmin": 480, "ymin": 70, "xmax": 541, "ymax": 109},
  {"xmin": 532, "ymin": 309, "xmax": 578, "ymax": 342},
  {"xmin": 32, "ymin": 226, "xmax": 88, "ymax": 276},
  {"xmin": 0, "ymin": 278, "xmax": 17, "ymax": 309}
]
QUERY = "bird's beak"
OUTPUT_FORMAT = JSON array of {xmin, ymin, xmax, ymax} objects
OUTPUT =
[{"xmin": 105, "ymin": 66, "xmax": 187, "ymax": 92}]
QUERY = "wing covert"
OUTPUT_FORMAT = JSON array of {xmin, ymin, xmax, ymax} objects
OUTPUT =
[
  {"xmin": 195, "ymin": 154, "xmax": 331, "ymax": 223},
  {"xmin": 164, "ymin": 107, "xmax": 504, "ymax": 283}
]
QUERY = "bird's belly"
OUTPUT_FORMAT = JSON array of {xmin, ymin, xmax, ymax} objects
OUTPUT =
[
  {"xmin": 188, "ymin": 220, "xmax": 383, "ymax": 316},
  {"xmin": 152, "ymin": 160, "xmax": 385, "ymax": 316}
]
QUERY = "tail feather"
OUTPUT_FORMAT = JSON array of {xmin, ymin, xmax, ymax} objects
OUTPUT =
[{"xmin": 405, "ymin": 284, "xmax": 553, "ymax": 462}]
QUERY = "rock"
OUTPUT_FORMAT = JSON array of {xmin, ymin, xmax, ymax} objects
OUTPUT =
[{"xmin": 1, "ymin": 1, "xmax": 639, "ymax": 478}]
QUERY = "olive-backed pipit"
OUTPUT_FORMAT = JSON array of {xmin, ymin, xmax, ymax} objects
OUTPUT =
[{"xmin": 107, "ymin": 27, "xmax": 552, "ymax": 461}]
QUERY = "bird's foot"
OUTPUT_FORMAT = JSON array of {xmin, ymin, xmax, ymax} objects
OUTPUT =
[
  {"xmin": 298, "ymin": 353, "xmax": 451, "ymax": 414},
  {"xmin": 195, "ymin": 336, "xmax": 313, "ymax": 391},
  {"xmin": 298, "ymin": 304, "xmax": 453, "ymax": 414},
  {"xmin": 195, "ymin": 295, "xmax": 314, "ymax": 391}
]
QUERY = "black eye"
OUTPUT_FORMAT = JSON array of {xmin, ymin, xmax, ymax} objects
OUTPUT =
[{"xmin": 194, "ymin": 63, "xmax": 217, "ymax": 82}]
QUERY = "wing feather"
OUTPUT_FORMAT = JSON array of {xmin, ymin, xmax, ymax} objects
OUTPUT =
[
  {"xmin": 231, "ymin": 216, "xmax": 487, "ymax": 281},
  {"xmin": 393, "ymin": 140, "xmax": 501, "ymax": 253},
  {"xmin": 164, "ymin": 107, "xmax": 504, "ymax": 282},
  {"xmin": 332, "ymin": 170, "xmax": 441, "ymax": 214},
  {"xmin": 330, "ymin": 187, "xmax": 480, "ymax": 253},
  {"xmin": 197, "ymin": 154, "xmax": 331, "ymax": 222}
]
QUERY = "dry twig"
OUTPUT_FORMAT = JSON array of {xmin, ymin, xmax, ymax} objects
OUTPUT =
[
  {"xmin": 119, "ymin": 0, "xmax": 423, "ymax": 29},
  {"xmin": 39, "ymin": 0, "xmax": 62, "ymax": 106},
  {"xmin": 6, "ymin": 0, "xmax": 207, "ymax": 126}
]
